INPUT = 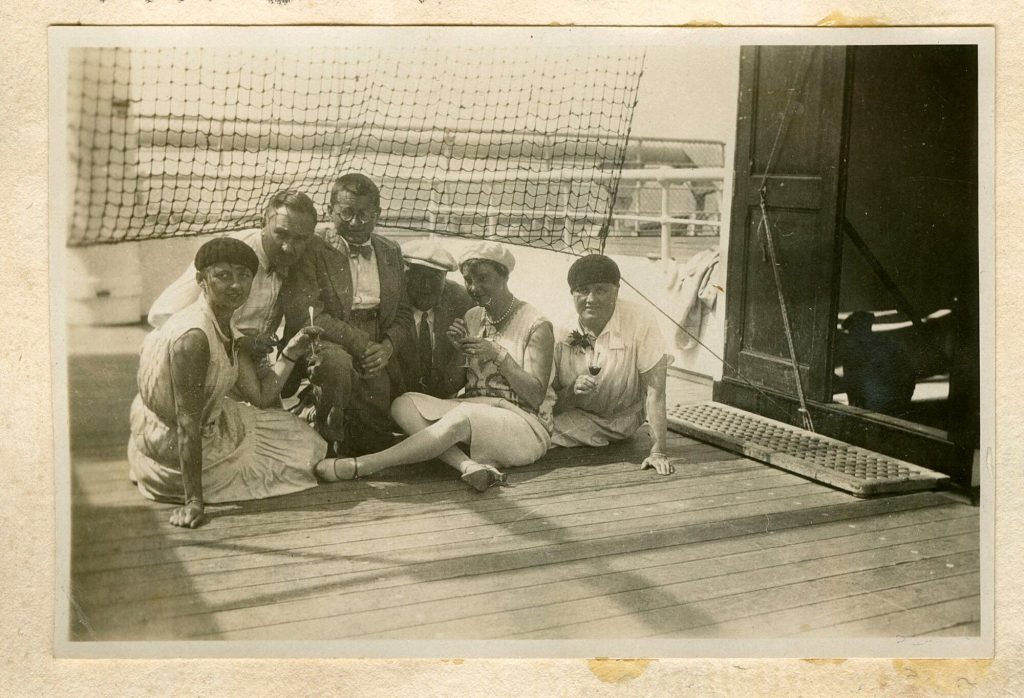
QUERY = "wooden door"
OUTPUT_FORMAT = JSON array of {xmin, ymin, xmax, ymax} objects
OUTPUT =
[{"xmin": 721, "ymin": 46, "xmax": 851, "ymax": 406}]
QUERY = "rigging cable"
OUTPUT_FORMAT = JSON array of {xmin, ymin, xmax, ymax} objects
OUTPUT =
[{"xmin": 752, "ymin": 46, "xmax": 818, "ymax": 432}]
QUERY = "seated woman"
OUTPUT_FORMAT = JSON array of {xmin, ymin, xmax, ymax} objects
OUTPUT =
[
  {"xmin": 128, "ymin": 238, "xmax": 328, "ymax": 528},
  {"xmin": 316, "ymin": 242, "xmax": 555, "ymax": 492},
  {"xmin": 548, "ymin": 254, "xmax": 675, "ymax": 475}
]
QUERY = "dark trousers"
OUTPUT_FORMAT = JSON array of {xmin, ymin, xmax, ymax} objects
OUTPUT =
[
  {"xmin": 298, "ymin": 314, "xmax": 400, "ymax": 456},
  {"xmin": 310, "ymin": 341, "xmax": 398, "ymax": 455}
]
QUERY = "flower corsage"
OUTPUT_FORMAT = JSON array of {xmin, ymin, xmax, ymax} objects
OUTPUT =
[{"xmin": 567, "ymin": 329, "xmax": 595, "ymax": 354}]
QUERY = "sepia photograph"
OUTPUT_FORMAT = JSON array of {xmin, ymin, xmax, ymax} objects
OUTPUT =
[{"xmin": 50, "ymin": 26, "xmax": 993, "ymax": 657}]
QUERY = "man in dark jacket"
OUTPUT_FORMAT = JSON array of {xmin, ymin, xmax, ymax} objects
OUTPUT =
[
  {"xmin": 281, "ymin": 173, "xmax": 413, "ymax": 455},
  {"xmin": 393, "ymin": 239, "xmax": 474, "ymax": 399}
]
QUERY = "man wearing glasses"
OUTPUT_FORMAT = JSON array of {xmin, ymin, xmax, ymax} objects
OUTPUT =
[{"xmin": 281, "ymin": 173, "xmax": 413, "ymax": 456}]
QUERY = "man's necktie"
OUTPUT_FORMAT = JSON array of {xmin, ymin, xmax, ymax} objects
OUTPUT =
[
  {"xmin": 349, "ymin": 244, "xmax": 373, "ymax": 260},
  {"xmin": 418, "ymin": 312, "xmax": 433, "ymax": 383}
]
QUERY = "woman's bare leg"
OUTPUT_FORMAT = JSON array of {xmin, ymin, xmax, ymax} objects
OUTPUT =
[
  {"xmin": 345, "ymin": 396, "xmax": 476, "ymax": 477},
  {"xmin": 390, "ymin": 396, "xmax": 478, "ymax": 474}
]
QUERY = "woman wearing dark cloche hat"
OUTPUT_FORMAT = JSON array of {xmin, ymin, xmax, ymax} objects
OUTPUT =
[{"xmin": 128, "ymin": 237, "xmax": 330, "ymax": 528}]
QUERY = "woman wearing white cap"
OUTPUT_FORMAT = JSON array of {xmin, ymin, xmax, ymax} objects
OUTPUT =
[{"xmin": 315, "ymin": 241, "xmax": 555, "ymax": 491}]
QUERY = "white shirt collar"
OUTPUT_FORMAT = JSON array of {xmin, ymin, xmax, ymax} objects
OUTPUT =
[
  {"xmin": 251, "ymin": 231, "xmax": 275, "ymax": 274},
  {"xmin": 339, "ymin": 236, "xmax": 374, "ymax": 254}
]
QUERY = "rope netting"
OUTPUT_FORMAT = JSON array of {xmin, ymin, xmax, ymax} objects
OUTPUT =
[{"xmin": 67, "ymin": 46, "xmax": 645, "ymax": 252}]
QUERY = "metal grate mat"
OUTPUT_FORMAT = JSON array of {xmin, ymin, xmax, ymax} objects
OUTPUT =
[{"xmin": 667, "ymin": 401, "xmax": 949, "ymax": 497}]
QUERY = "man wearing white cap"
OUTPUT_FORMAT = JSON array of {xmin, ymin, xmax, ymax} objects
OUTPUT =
[{"xmin": 394, "ymin": 239, "xmax": 474, "ymax": 399}]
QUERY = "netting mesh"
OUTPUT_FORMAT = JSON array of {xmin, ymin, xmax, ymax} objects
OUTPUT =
[{"xmin": 67, "ymin": 47, "xmax": 645, "ymax": 252}]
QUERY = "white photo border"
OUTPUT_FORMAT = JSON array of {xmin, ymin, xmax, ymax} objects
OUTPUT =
[{"xmin": 50, "ymin": 24, "xmax": 995, "ymax": 659}]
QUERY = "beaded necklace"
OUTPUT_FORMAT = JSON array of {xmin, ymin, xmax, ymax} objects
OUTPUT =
[{"xmin": 483, "ymin": 296, "xmax": 519, "ymax": 336}]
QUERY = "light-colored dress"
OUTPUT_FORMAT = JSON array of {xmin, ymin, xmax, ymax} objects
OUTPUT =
[
  {"xmin": 548, "ymin": 299, "xmax": 670, "ymax": 448},
  {"xmin": 127, "ymin": 298, "xmax": 326, "ymax": 503},
  {"xmin": 402, "ymin": 300, "xmax": 553, "ymax": 468}
]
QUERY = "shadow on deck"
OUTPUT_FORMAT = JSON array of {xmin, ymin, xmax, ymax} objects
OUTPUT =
[{"xmin": 65, "ymin": 341, "xmax": 980, "ymax": 642}]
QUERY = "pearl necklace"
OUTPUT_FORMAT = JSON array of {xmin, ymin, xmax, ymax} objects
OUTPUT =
[{"xmin": 485, "ymin": 296, "xmax": 518, "ymax": 330}]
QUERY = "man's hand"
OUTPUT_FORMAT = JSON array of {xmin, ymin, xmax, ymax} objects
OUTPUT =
[
  {"xmin": 640, "ymin": 451, "xmax": 674, "ymax": 476},
  {"xmin": 572, "ymin": 374, "xmax": 598, "ymax": 396},
  {"xmin": 360, "ymin": 339, "xmax": 393, "ymax": 376},
  {"xmin": 169, "ymin": 499, "xmax": 205, "ymax": 528}
]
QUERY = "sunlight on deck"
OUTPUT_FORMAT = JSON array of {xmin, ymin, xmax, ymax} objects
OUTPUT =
[{"xmin": 66, "ymin": 331, "xmax": 979, "ymax": 642}]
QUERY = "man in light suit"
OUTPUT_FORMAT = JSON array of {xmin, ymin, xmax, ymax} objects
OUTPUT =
[
  {"xmin": 148, "ymin": 190, "xmax": 318, "ymax": 352},
  {"xmin": 281, "ymin": 173, "xmax": 413, "ymax": 456},
  {"xmin": 393, "ymin": 239, "xmax": 474, "ymax": 399}
]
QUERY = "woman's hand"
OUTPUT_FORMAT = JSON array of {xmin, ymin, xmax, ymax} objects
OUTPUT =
[
  {"xmin": 640, "ymin": 451, "xmax": 674, "ymax": 476},
  {"xmin": 282, "ymin": 325, "xmax": 322, "ymax": 360},
  {"xmin": 169, "ymin": 499, "xmax": 205, "ymax": 528},
  {"xmin": 446, "ymin": 318, "xmax": 469, "ymax": 342},
  {"xmin": 458, "ymin": 337, "xmax": 500, "ymax": 363},
  {"xmin": 573, "ymin": 374, "xmax": 598, "ymax": 396}
]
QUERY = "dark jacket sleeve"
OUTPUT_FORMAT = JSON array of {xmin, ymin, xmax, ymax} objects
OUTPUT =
[
  {"xmin": 380, "ymin": 239, "xmax": 415, "ymax": 353},
  {"xmin": 434, "ymin": 283, "xmax": 475, "ymax": 398},
  {"xmin": 282, "ymin": 238, "xmax": 371, "ymax": 357}
]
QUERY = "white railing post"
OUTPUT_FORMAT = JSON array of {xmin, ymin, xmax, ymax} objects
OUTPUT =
[
  {"xmin": 660, "ymin": 177, "xmax": 672, "ymax": 264},
  {"xmin": 486, "ymin": 208, "xmax": 498, "ymax": 238},
  {"xmin": 561, "ymin": 180, "xmax": 572, "ymax": 248},
  {"xmin": 426, "ymin": 188, "xmax": 438, "ymax": 233},
  {"xmin": 633, "ymin": 180, "xmax": 641, "ymax": 236},
  {"xmin": 685, "ymin": 181, "xmax": 696, "ymax": 237}
]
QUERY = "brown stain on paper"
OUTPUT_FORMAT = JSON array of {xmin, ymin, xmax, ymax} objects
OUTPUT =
[
  {"xmin": 816, "ymin": 10, "xmax": 889, "ymax": 26},
  {"xmin": 802, "ymin": 658, "xmax": 847, "ymax": 665},
  {"xmin": 587, "ymin": 658, "xmax": 654, "ymax": 684},
  {"xmin": 890, "ymin": 659, "xmax": 993, "ymax": 694}
]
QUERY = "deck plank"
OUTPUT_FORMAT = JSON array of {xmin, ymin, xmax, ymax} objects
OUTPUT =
[
  {"xmin": 794, "ymin": 584, "xmax": 981, "ymax": 638},
  {"xmin": 66, "ymin": 363, "xmax": 981, "ymax": 641},
  {"xmin": 360, "ymin": 533, "xmax": 979, "ymax": 639},
  {"xmin": 73, "ymin": 450, "xmax": 755, "ymax": 557},
  {"xmin": 649, "ymin": 558, "xmax": 980, "ymax": 639},
  {"xmin": 85, "ymin": 499, "xmax": 971, "ymax": 640},
  {"xmin": 196, "ymin": 510, "xmax": 977, "ymax": 640},
  {"xmin": 76, "ymin": 484, "xmax": 850, "ymax": 612},
  {"xmin": 74, "ymin": 463, "xmax": 796, "ymax": 572},
  {"xmin": 917, "ymin": 620, "xmax": 982, "ymax": 637}
]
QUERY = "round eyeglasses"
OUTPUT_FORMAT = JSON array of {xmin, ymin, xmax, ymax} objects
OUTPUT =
[{"xmin": 334, "ymin": 206, "xmax": 377, "ymax": 224}]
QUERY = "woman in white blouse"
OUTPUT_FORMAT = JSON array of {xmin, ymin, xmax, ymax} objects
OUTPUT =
[{"xmin": 548, "ymin": 254, "xmax": 675, "ymax": 475}]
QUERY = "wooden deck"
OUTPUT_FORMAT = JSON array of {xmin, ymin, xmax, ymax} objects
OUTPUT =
[{"xmin": 66, "ymin": 337, "xmax": 980, "ymax": 642}]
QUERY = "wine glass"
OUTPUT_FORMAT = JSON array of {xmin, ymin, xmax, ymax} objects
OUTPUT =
[
  {"xmin": 307, "ymin": 306, "xmax": 320, "ymax": 363},
  {"xmin": 460, "ymin": 322, "xmax": 490, "ymax": 368}
]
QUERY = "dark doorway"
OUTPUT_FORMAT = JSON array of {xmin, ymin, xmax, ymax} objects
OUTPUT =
[
  {"xmin": 717, "ymin": 45, "xmax": 980, "ymax": 485},
  {"xmin": 834, "ymin": 45, "xmax": 979, "ymax": 441}
]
